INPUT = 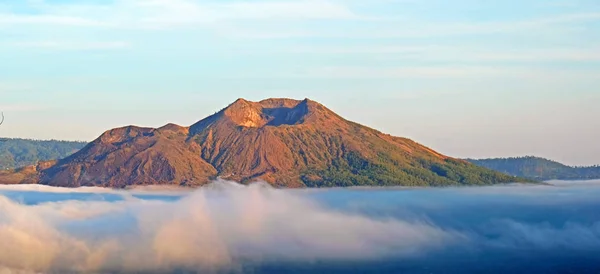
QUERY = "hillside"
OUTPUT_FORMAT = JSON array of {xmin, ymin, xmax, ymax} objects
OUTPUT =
[
  {"xmin": 0, "ymin": 138, "xmax": 87, "ymax": 169},
  {"xmin": 41, "ymin": 124, "xmax": 217, "ymax": 188},
  {"xmin": 467, "ymin": 156, "xmax": 600, "ymax": 181},
  {"xmin": 0, "ymin": 98, "xmax": 531, "ymax": 187}
]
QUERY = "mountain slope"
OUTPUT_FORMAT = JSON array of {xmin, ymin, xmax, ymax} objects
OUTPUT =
[
  {"xmin": 467, "ymin": 156, "xmax": 600, "ymax": 181},
  {"xmin": 40, "ymin": 124, "xmax": 217, "ymax": 188},
  {"xmin": 0, "ymin": 98, "xmax": 531, "ymax": 187},
  {"xmin": 0, "ymin": 138, "xmax": 86, "ymax": 169},
  {"xmin": 190, "ymin": 98, "xmax": 527, "ymax": 187}
]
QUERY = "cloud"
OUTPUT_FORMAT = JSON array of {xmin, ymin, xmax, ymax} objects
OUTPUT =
[
  {"xmin": 219, "ymin": 11, "xmax": 600, "ymax": 39},
  {"xmin": 485, "ymin": 220, "xmax": 600, "ymax": 250},
  {"xmin": 0, "ymin": 14, "xmax": 105, "ymax": 27},
  {"xmin": 290, "ymin": 65, "xmax": 600, "ymax": 80},
  {"xmin": 454, "ymin": 48, "xmax": 600, "ymax": 62},
  {"xmin": 0, "ymin": 184, "xmax": 187, "ymax": 195},
  {"xmin": 0, "ymin": 0, "xmax": 362, "ymax": 30},
  {"xmin": 9, "ymin": 1, "xmax": 596, "ymax": 35},
  {"xmin": 0, "ymin": 185, "xmax": 114, "ymax": 194},
  {"xmin": 212, "ymin": 0, "xmax": 360, "ymax": 20},
  {"xmin": 0, "ymin": 0, "xmax": 597, "ymax": 47},
  {"xmin": 286, "ymin": 44, "xmax": 600, "ymax": 60},
  {"xmin": 0, "ymin": 180, "xmax": 600, "ymax": 272},
  {"xmin": 0, "ymin": 181, "xmax": 457, "ymax": 273},
  {"xmin": 9, "ymin": 41, "xmax": 131, "ymax": 50}
]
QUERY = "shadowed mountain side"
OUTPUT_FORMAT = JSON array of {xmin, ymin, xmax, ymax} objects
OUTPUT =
[
  {"xmin": 467, "ymin": 156, "xmax": 600, "ymax": 181},
  {"xmin": 0, "ymin": 98, "xmax": 531, "ymax": 188}
]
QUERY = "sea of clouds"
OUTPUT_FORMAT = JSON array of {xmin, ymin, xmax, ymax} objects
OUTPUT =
[{"xmin": 0, "ymin": 180, "xmax": 599, "ymax": 273}]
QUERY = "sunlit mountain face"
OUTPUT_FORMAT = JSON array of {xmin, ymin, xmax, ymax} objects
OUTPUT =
[
  {"xmin": 0, "ymin": 180, "xmax": 599, "ymax": 274},
  {"xmin": 0, "ymin": 98, "xmax": 530, "ymax": 188}
]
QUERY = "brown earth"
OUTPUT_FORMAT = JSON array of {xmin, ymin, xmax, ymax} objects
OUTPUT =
[{"xmin": 0, "ymin": 98, "xmax": 529, "ymax": 188}]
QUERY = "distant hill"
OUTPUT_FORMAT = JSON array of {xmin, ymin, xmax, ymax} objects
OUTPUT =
[
  {"xmin": 467, "ymin": 156, "xmax": 600, "ymax": 181},
  {"xmin": 0, "ymin": 98, "xmax": 532, "ymax": 187},
  {"xmin": 0, "ymin": 138, "xmax": 87, "ymax": 169}
]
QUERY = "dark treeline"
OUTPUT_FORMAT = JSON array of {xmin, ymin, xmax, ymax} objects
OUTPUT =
[
  {"xmin": 0, "ymin": 138, "xmax": 87, "ymax": 169},
  {"xmin": 467, "ymin": 156, "xmax": 600, "ymax": 181}
]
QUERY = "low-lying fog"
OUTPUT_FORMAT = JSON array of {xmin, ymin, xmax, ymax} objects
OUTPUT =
[{"xmin": 0, "ymin": 180, "xmax": 599, "ymax": 273}]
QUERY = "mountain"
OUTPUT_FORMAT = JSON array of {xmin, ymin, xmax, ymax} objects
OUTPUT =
[
  {"xmin": 0, "ymin": 98, "xmax": 531, "ymax": 187},
  {"xmin": 467, "ymin": 156, "xmax": 600, "ymax": 181},
  {"xmin": 0, "ymin": 138, "xmax": 87, "ymax": 169},
  {"xmin": 40, "ymin": 124, "xmax": 218, "ymax": 188}
]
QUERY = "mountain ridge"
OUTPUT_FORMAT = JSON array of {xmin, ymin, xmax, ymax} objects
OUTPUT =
[
  {"xmin": 0, "ymin": 138, "xmax": 86, "ymax": 170},
  {"xmin": 0, "ymin": 98, "xmax": 532, "ymax": 187},
  {"xmin": 467, "ymin": 156, "xmax": 600, "ymax": 181}
]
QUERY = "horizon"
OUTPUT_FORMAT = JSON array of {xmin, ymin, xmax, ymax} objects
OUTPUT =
[
  {"xmin": 1, "ymin": 96, "xmax": 598, "ymax": 167},
  {"xmin": 1, "ymin": 0, "xmax": 599, "ymax": 165}
]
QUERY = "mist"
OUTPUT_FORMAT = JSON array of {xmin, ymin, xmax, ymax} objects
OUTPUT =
[{"xmin": 1, "ymin": 180, "xmax": 599, "ymax": 273}]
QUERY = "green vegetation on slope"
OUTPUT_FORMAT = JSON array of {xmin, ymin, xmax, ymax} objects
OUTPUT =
[
  {"xmin": 467, "ymin": 156, "xmax": 600, "ymax": 181},
  {"xmin": 302, "ymin": 152, "xmax": 532, "ymax": 188},
  {"xmin": 0, "ymin": 138, "xmax": 87, "ymax": 169},
  {"xmin": 0, "ymin": 99, "xmax": 538, "ymax": 188}
]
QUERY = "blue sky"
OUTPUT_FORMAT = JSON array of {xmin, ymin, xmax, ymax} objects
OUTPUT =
[{"xmin": 0, "ymin": 0, "xmax": 599, "ymax": 165}]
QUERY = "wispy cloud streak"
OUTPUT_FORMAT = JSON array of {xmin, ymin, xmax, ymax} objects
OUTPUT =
[{"xmin": 9, "ymin": 41, "xmax": 131, "ymax": 50}]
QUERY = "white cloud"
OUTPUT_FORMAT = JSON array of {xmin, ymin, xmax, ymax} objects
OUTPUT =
[
  {"xmin": 220, "ymin": 11, "xmax": 600, "ymax": 39},
  {"xmin": 214, "ymin": 0, "xmax": 359, "ymax": 20},
  {"xmin": 0, "ymin": 14, "xmax": 105, "ymax": 27},
  {"xmin": 291, "ymin": 65, "xmax": 600, "ymax": 80},
  {"xmin": 0, "ymin": 181, "xmax": 458, "ymax": 273},
  {"xmin": 0, "ymin": 0, "xmax": 361, "ymax": 30},
  {"xmin": 10, "ymin": 41, "xmax": 131, "ymax": 50},
  {"xmin": 1, "ymin": 181, "xmax": 600, "ymax": 272},
  {"xmin": 300, "ymin": 66, "xmax": 512, "ymax": 78},
  {"xmin": 283, "ymin": 45, "xmax": 600, "ymax": 62},
  {"xmin": 286, "ymin": 45, "xmax": 441, "ymax": 54},
  {"xmin": 460, "ymin": 48, "xmax": 600, "ymax": 62},
  {"xmin": 0, "ymin": 1, "xmax": 598, "ymax": 40}
]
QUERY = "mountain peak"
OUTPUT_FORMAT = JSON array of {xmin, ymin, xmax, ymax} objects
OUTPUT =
[
  {"xmin": 258, "ymin": 98, "xmax": 305, "ymax": 108},
  {"xmin": 0, "ymin": 97, "xmax": 530, "ymax": 188},
  {"xmin": 215, "ymin": 98, "xmax": 326, "ymax": 128},
  {"xmin": 222, "ymin": 99, "xmax": 266, "ymax": 128},
  {"xmin": 97, "ymin": 126, "xmax": 154, "ymax": 145}
]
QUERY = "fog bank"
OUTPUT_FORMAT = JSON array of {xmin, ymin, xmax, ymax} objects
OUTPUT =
[
  {"xmin": 0, "ymin": 180, "xmax": 599, "ymax": 273},
  {"xmin": 0, "ymin": 181, "xmax": 456, "ymax": 273}
]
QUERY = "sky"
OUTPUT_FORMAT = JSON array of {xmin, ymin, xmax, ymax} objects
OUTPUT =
[{"xmin": 0, "ymin": 0, "xmax": 599, "ymax": 165}]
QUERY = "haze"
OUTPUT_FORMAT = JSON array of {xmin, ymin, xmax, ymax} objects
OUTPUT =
[{"xmin": 0, "ymin": 0, "xmax": 599, "ymax": 165}]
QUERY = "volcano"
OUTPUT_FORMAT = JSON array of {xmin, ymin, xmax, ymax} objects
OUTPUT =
[{"xmin": 0, "ymin": 98, "xmax": 528, "ymax": 187}]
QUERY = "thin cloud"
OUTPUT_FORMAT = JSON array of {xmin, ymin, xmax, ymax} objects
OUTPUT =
[
  {"xmin": 10, "ymin": 41, "xmax": 132, "ymax": 50},
  {"xmin": 0, "ymin": 14, "xmax": 105, "ymax": 27},
  {"xmin": 292, "ymin": 65, "xmax": 600, "ymax": 80},
  {"xmin": 1, "ymin": 0, "xmax": 364, "ymax": 30},
  {"xmin": 460, "ymin": 48, "xmax": 600, "ymax": 62},
  {"xmin": 221, "ymin": 12, "xmax": 600, "ymax": 39},
  {"xmin": 209, "ymin": 0, "xmax": 360, "ymax": 20},
  {"xmin": 283, "ymin": 45, "xmax": 600, "ymax": 63},
  {"xmin": 1, "ymin": 1, "xmax": 597, "ymax": 39}
]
